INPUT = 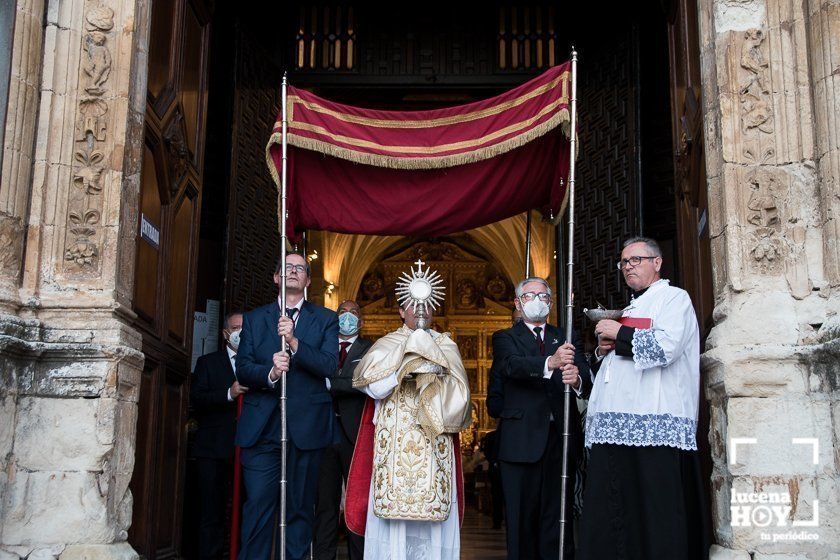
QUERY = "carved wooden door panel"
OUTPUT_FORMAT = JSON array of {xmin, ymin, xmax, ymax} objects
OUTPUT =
[
  {"xmin": 572, "ymin": 30, "xmax": 639, "ymax": 340},
  {"xmin": 666, "ymin": 0, "xmax": 714, "ymax": 336},
  {"xmin": 225, "ymin": 29, "xmax": 282, "ymax": 312},
  {"xmin": 129, "ymin": 1, "xmax": 211, "ymax": 558}
]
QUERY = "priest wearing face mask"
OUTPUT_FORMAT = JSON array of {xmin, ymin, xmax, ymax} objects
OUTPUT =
[
  {"xmin": 491, "ymin": 278, "xmax": 591, "ymax": 560},
  {"xmin": 189, "ymin": 311, "xmax": 248, "ymax": 560},
  {"xmin": 313, "ymin": 300, "xmax": 372, "ymax": 560}
]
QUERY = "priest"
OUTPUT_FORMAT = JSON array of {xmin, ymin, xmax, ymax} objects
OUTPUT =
[
  {"xmin": 345, "ymin": 260, "xmax": 472, "ymax": 560},
  {"xmin": 579, "ymin": 237, "xmax": 709, "ymax": 559}
]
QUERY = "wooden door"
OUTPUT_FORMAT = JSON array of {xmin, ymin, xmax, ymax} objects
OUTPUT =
[
  {"xmin": 571, "ymin": 27, "xmax": 640, "ymax": 341},
  {"xmin": 665, "ymin": 0, "xmax": 715, "ymax": 544},
  {"xmin": 129, "ymin": 1, "xmax": 211, "ymax": 557},
  {"xmin": 666, "ymin": 0, "xmax": 714, "ymax": 336}
]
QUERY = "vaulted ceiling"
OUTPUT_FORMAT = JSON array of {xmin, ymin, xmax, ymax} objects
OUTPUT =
[{"xmin": 320, "ymin": 211, "xmax": 557, "ymax": 308}]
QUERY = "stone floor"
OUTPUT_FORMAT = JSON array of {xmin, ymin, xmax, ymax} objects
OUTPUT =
[
  {"xmin": 459, "ymin": 508, "xmax": 507, "ymax": 560},
  {"xmin": 334, "ymin": 507, "xmax": 507, "ymax": 559}
]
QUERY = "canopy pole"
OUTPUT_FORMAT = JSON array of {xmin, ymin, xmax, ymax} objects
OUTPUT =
[
  {"xmin": 558, "ymin": 47, "xmax": 578, "ymax": 560},
  {"xmin": 279, "ymin": 71, "xmax": 289, "ymax": 560},
  {"xmin": 525, "ymin": 211, "xmax": 533, "ymax": 277}
]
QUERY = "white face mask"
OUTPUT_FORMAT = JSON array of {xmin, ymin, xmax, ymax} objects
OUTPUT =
[
  {"xmin": 228, "ymin": 329, "xmax": 241, "ymax": 351},
  {"xmin": 522, "ymin": 299, "xmax": 550, "ymax": 321}
]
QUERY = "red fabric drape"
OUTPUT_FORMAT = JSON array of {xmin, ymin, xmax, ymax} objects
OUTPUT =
[
  {"xmin": 287, "ymin": 134, "xmax": 569, "ymax": 238},
  {"xmin": 229, "ymin": 395, "xmax": 244, "ymax": 560},
  {"xmin": 266, "ymin": 63, "xmax": 573, "ymax": 241}
]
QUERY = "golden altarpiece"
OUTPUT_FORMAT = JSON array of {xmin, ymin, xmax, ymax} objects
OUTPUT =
[{"xmin": 353, "ymin": 239, "xmax": 515, "ymax": 444}]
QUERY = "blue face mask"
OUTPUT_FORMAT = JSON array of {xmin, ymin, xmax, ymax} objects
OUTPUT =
[{"xmin": 338, "ymin": 312, "xmax": 360, "ymax": 336}]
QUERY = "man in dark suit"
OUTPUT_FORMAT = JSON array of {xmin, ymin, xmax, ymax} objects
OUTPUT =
[
  {"xmin": 479, "ymin": 429, "xmax": 504, "ymax": 530},
  {"xmin": 190, "ymin": 311, "xmax": 247, "ymax": 560},
  {"xmin": 235, "ymin": 253, "xmax": 339, "ymax": 560},
  {"xmin": 313, "ymin": 299, "xmax": 372, "ymax": 560},
  {"xmin": 486, "ymin": 308, "xmax": 522, "ymax": 420},
  {"xmin": 492, "ymin": 277, "xmax": 591, "ymax": 560}
]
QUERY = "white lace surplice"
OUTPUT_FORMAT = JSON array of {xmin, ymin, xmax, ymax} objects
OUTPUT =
[
  {"xmin": 361, "ymin": 375, "xmax": 461, "ymax": 560},
  {"xmin": 586, "ymin": 279, "xmax": 701, "ymax": 451}
]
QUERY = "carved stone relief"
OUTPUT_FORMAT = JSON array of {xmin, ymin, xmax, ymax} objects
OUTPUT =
[
  {"xmin": 65, "ymin": 209, "xmax": 101, "ymax": 267},
  {"xmin": 739, "ymin": 29, "xmax": 774, "ymax": 164},
  {"xmin": 748, "ymin": 227, "xmax": 783, "ymax": 272},
  {"xmin": 785, "ymin": 224, "xmax": 811, "ymax": 300},
  {"xmin": 0, "ymin": 217, "xmax": 25, "ymax": 275},
  {"xmin": 76, "ymin": 98, "xmax": 108, "ymax": 142},
  {"xmin": 64, "ymin": 5, "xmax": 115, "ymax": 273},
  {"xmin": 73, "ymin": 149, "xmax": 105, "ymax": 195},
  {"xmin": 745, "ymin": 169, "xmax": 785, "ymax": 274},
  {"xmin": 82, "ymin": 32, "xmax": 112, "ymax": 95}
]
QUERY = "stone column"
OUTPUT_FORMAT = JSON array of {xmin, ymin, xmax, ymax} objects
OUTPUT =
[
  {"xmin": 0, "ymin": 0, "xmax": 44, "ymax": 314},
  {"xmin": 808, "ymin": 0, "xmax": 840, "ymax": 296},
  {"xmin": 698, "ymin": 0, "xmax": 839, "ymax": 557},
  {"xmin": 0, "ymin": 0, "xmax": 47, "ymax": 543},
  {"xmin": 0, "ymin": 0, "xmax": 150, "ymax": 558}
]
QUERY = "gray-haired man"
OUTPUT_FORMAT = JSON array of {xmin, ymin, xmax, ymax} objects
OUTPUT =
[
  {"xmin": 491, "ymin": 277, "xmax": 591, "ymax": 559},
  {"xmin": 579, "ymin": 237, "xmax": 708, "ymax": 559}
]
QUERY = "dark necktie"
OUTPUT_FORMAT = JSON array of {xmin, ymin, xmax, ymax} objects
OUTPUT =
[
  {"xmin": 533, "ymin": 326, "xmax": 545, "ymax": 356},
  {"xmin": 339, "ymin": 341, "xmax": 351, "ymax": 369},
  {"xmin": 286, "ymin": 307, "xmax": 298, "ymax": 322}
]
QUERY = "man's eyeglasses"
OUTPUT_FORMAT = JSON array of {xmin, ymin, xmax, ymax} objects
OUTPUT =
[
  {"xmin": 616, "ymin": 256, "xmax": 658, "ymax": 270},
  {"xmin": 519, "ymin": 292, "xmax": 551, "ymax": 303},
  {"xmin": 284, "ymin": 264, "xmax": 307, "ymax": 274}
]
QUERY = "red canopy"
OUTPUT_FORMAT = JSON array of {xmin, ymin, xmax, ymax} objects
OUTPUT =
[{"xmin": 266, "ymin": 62, "xmax": 573, "ymax": 240}]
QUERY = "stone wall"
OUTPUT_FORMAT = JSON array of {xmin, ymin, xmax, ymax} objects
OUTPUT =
[
  {"xmin": 699, "ymin": 0, "xmax": 840, "ymax": 557},
  {"xmin": 0, "ymin": 0, "xmax": 149, "ymax": 558}
]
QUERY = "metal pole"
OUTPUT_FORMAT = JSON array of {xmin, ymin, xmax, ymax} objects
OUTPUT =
[
  {"xmin": 558, "ymin": 48, "xmax": 578, "ymax": 560},
  {"xmin": 554, "ymin": 219, "xmax": 566, "ymax": 331},
  {"xmin": 301, "ymin": 230, "xmax": 308, "ymax": 300},
  {"xmin": 525, "ymin": 211, "xmax": 533, "ymax": 277},
  {"xmin": 230, "ymin": 395, "xmax": 244, "ymax": 560},
  {"xmin": 279, "ymin": 71, "xmax": 289, "ymax": 560}
]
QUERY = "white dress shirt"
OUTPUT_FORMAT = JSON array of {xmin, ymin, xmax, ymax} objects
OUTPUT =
[
  {"xmin": 521, "ymin": 320, "xmax": 583, "ymax": 397},
  {"xmin": 226, "ymin": 345, "xmax": 237, "ymax": 401},
  {"xmin": 328, "ymin": 334, "xmax": 359, "ymax": 389},
  {"xmin": 267, "ymin": 297, "xmax": 304, "ymax": 387},
  {"xmin": 339, "ymin": 334, "xmax": 359, "ymax": 349}
]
